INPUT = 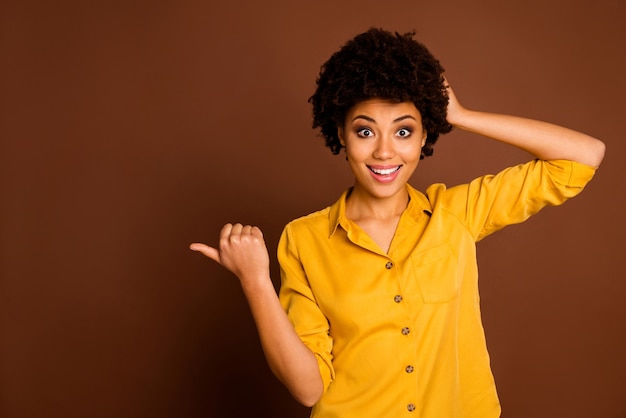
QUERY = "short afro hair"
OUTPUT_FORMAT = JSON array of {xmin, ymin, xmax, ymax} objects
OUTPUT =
[{"xmin": 309, "ymin": 28, "xmax": 452, "ymax": 158}]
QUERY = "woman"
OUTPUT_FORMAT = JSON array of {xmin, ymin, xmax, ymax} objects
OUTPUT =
[{"xmin": 190, "ymin": 28, "xmax": 605, "ymax": 417}]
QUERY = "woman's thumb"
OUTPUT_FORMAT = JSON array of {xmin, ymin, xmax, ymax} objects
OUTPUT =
[{"xmin": 189, "ymin": 243, "xmax": 220, "ymax": 264}]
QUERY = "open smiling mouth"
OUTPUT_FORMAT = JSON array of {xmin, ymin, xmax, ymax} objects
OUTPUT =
[{"xmin": 368, "ymin": 166, "xmax": 401, "ymax": 175}]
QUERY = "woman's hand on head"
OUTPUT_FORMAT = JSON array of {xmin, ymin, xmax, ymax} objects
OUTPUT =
[
  {"xmin": 443, "ymin": 79, "xmax": 466, "ymax": 127},
  {"xmin": 190, "ymin": 223, "xmax": 271, "ymax": 285},
  {"xmin": 439, "ymin": 77, "xmax": 605, "ymax": 166}
]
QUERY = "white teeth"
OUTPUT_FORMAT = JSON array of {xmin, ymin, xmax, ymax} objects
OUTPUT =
[{"xmin": 370, "ymin": 166, "xmax": 400, "ymax": 175}]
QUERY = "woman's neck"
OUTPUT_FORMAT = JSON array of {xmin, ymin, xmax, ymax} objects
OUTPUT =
[{"xmin": 345, "ymin": 185, "xmax": 409, "ymax": 222}]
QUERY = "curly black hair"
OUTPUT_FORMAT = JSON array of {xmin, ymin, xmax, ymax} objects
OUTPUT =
[{"xmin": 309, "ymin": 28, "xmax": 452, "ymax": 158}]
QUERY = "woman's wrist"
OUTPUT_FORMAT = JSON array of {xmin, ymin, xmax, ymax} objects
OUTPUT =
[{"xmin": 239, "ymin": 272, "xmax": 274, "ymax": 294}]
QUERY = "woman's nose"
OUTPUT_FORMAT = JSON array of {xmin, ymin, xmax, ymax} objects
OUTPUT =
[{"xmin": 373, "ymin": 136, "xmax": 395, "ymax": 159}]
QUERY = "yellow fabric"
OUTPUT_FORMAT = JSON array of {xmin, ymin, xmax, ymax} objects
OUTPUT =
[{"xmin": 277, "ymin": 159, "xmax": 596, "ymax": 418}]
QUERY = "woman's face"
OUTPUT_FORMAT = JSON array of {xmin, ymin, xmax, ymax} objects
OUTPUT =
[{"xmin": 338, "ymin": 99, "xmax": 427, "ymax": 202}]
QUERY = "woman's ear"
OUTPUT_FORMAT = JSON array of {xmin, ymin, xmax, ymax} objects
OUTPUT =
[
  {"xmin": 421, "ymin": 130, "xmax": 427, "ymax": 147},
  {"xmin": 338, "ymin": 126, "xmax": 346, "ymax": 146}
]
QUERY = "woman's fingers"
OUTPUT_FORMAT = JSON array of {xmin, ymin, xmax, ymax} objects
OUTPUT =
[
  {"xmin": 229, "ymin": 223, "xmax": 243, "ymax": 236},
  {"xmin": 189, "ymin": 242, "xmax": 221, "ymax": 264},
  {"xmin": 191, "ymin": 222, "xmax": 270, "ymax": 282},
  {"xmin": 191, "ymin": 223, "xmax": 265, "ymax": 266},
  {"xmin": 220, "ymin": 223, "xmax": 234, "ymax": 240}
]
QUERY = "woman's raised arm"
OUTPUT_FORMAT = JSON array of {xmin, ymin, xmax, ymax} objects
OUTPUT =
[{"xmin": 444, "ymin": 83, "xmax": 606, "ymax": 167}]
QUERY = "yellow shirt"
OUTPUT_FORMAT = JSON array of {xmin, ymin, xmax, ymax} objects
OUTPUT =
[{"xmin": 278, "ymin": 159, "xmax": 596, "ymax": 418}]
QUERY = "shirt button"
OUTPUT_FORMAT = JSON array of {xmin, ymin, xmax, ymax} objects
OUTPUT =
[
  {"xmin": 401, "ymin": 327, "xmax": 410, "ymax": 335},
  {"xmin": 405, "ymin": 365, "xmax": 414, "ymax": 373},
  {"xmin": 407, "ymin": 403, "xmax": 416, "ymax": 412},
  {"xmin": 394, "ymin": 295, "xmax": 403, "ymax": 303},
  {"xmin": 385, "ymin": 261, "xmax": 393, "ymax": 269}
]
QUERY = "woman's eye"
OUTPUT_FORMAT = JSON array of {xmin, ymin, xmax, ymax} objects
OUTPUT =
[
  {"xmin": 397, "ymin": 128, "xmax": 412, "ymax": 138},
  {"xmin": 357, "ymin": 128, "xmax": 374, "ymax": 138}
]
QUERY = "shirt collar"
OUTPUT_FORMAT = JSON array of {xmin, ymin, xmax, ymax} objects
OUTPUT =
[{"xmin": 328, "ymin": 184, "xmax": 432, "ymax": 238}]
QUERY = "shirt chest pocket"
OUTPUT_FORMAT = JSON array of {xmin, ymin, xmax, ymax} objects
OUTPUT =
[{"xmin": 410, "ymin": 245, "xmax": 461, "ymax": 303}]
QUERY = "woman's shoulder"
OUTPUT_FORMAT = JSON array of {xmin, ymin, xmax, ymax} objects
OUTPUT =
[
  {"xmin": 283, "ymin": 206, "xmax": 333, "ymax": 235},
  {"xmin": 289, "ymin": 206, "xmax": 331, "ymax": 225},
  {"xmin": 285, "ymin": 189, "xmax": 349, "ymax": 233}
]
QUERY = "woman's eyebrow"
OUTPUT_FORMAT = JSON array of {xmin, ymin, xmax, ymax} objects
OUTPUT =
[
  {"xmin": 352, "ymin": 115, "xmax": 376, "ymax": 123},
  {"xmin": 393, "ymin": 115, "xmax": 417, "ymax": 123},
  {"xmin": 351, "ymin": 114, "xmax": 417, "ymax": 123}
]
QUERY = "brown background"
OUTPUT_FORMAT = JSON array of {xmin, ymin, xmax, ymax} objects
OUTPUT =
[{"xmin": 1, "ymin": 0, "xmax": 625, "ymax": 417}]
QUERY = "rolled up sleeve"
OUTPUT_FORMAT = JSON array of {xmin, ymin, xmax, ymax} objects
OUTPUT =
[
  {"xmin": 439, "ymin": 159, "xmax": 597, "ymax": 241},
  {"xmin": 277, "ymin": 224, "xmax": 335, "ymax": 394}
]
